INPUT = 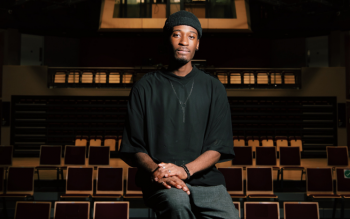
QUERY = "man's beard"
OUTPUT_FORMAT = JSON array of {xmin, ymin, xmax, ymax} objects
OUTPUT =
[{"xmin": 173, "ymin": 56, "xmax": 190, "ymax": 65}]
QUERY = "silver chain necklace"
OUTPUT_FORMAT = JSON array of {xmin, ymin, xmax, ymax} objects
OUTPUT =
[{"xmin": 170, "ymin": 80, "xmax": 194, "ymax": 123}]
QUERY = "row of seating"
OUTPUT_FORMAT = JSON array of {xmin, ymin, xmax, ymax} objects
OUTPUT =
[
  {"xmin": 75, "ymin": 135, "xmax": 121, "ymax": 151},
  {"xmin": 11, "ymin": 201, "xmax": 321, "ymax": 219},
  {"xmin": 233, "ymin": 136, "xmax": 303, "ymax": 151}
]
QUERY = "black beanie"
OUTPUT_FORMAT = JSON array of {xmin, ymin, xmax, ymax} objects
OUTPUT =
[{"xmin": 163, "ymin": 10, "xmax": 202, "ymax": 39}]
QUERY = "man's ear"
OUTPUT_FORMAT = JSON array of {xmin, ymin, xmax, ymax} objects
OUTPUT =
[{"xmin": 196, "ymin": 39, "xmax": 200, "ymax": 51}]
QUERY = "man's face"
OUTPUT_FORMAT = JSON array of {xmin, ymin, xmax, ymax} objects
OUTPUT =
[{"xmin": 169, "ymin": 25, "xmax": 200, "ymax": 65}]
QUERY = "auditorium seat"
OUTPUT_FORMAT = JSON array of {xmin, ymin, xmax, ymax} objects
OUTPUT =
[
  {"xmin": 279, "ymin": 147, "xmax": 304, "ymax": 188},
  {"xmin": 247, "ymin": 136, "xmax": 260, "ymax": 152},
  {"xmin": 231, "ymin": 146, "xmax": 253, "ymax": 166},
  {"xmin": 104, "ymin": 136, "xmax": 118, "ymax": 152},
  {"xmin": 336, "ymin": 168, "xmax": 350, "ymax": 197},
  {"xmin": 93, "ymin": 201, "xmax": 129, "ymax": 219},
  {"xmin": 15, "ymin": 201, "xmax": 51, "ymax": 219},
  {"xmin": 124, "ymin": 167, "xmax": 143, "ymax": 199},
  {"xmin": 244, "ymin": 202, "xmax": 279, "ymax": 219},
  {"xmin": 36, "ymin": 145, "xmax": 62, "ymax": 181},
  {"xmin": 0, "ymin": 145, "xmax": 13, "ymax": 166},
  {"xmin": 218, "ymin": 167, "xmax": 246, "ymax": 198},
  {"xmin": 306, "ymin": 168, "xmax": 341, "ymax": 198},
  {"xmin": 284, "ymin": 202, "xmax": 319, "ymax": 219},
  {"xmin": 88, "ymin": 146, "xmax": 110, "ymax": 166},
  {"xmin": 246, "ymin": 167, "xmax": 278, "ymax": 199},
  {"xmin": 63, "ymin": 145, "xmax": 86, "ymax": 166},
  {"xmin": 289, "ymin": 136, "xmax": 303, "ymax": 151},
  {"xmin": 261, "ymin": 136, "xmax": 274, "ymax": 146},
  {"xmin": 89, "ymin": 135, "xmax": 103, "ymax": 146},
  {"xmin": 233, "ymin": 136, "xmax": 245, "ymax": 146},
  {"xmin": 275, "ymin": 136, "xmax": 288, "ymax": 152},
  {"xmin": 75, "ymin": 135, "xmax": 88, "ymax": 146},
  {"xmin": 232, "ymin": 202, "xmax": 241, "ymax": 218},
  {"xmin": 0, "ymin": 167, "xmax": 34, "ymax": 199},
  {"xmin": 0, "ymin": 167, "xmax": 4, "ymax": 194},
  {"xmin": 255, "ymin": 147, "xmax": 280, "ymax": 177},
  {"xmin": 54, "ymin": 201, "xmax": 90, "ymax": 219},
  {"xmin": 93, "ymin": 167, "xmax": 123, "ymax": 199},
  {"xmin": 326, "ymin": 146, "xmax": 349, "ymax": 167},
  {"xmin": 60, "ymin": 167, "xmax": 93, "ymax": 200}
]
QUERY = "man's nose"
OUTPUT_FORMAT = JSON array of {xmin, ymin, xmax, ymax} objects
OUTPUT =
[{"xmin": 179, "ymin": 37, "xmax": 189, "ymax": 46}]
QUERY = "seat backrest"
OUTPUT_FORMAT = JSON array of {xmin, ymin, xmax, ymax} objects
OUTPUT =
[
  {"xmin": 232, "ymin": 202, "xmax": 241, "ymax": 218},
  {"xmin": 96, "ymin": 167, "xmax": 123, "ymax": 195},
  {"xmin": 75, "ymin": 135, "xmax": 88, "ymax": 146},
  {"xmin": 54, "ymin": 202, "xmax": 90, "ymax": 219},
  {"xmin": 275, "ymin": 136, "xmax": 288, "ymax": 152},
  {"xmin": 336, "ymin": 168, "xmax": 350, "ymax": 195},
  {"xmin": 0, "ymin": 167, "xmax": 4, "ymax": 194},
  {"xmin": 7, "ymin": 167, "xmax": 35, "ymax": 195},
  {"xmin": 64, "ymin": 146, "xmax": 86, "ymax": 165},
  {"xmin": 245, "ymin": 202, "xmax": 279, "ymax": 219},
  {"xmin": 15, "ymin": 202, "xmax": 51, "ymax": 219},
  {"xmin": 218, "ymin": 168, "xmax": 244, "ymax": 195},
  {"xmin": 327, "ymin": 146, "xmax": 349, "ymax": 167},
  {"xmin": 261, "ymin": 137, "xmax": 274, "ymax": 146},
  {"xmin": 104, "ymin": 136, "xmax": 117, "ymax": 151},
  {"xmin": 233, "ymin": 136, "xmax": 245, "ymax": 146},
  {"xmin": 246, "ymin": 167, "xmax": 274, "ymax": 195},
  {"xmin": 126, "ymin": 167, "xmax": 142, "ymax": 195},
  {"xmin": 284, "ymin": 202, "xmax": 319, "ymax": 219},
  {"xmin": 231, "ymin": 146, "xmax": 253, "ymax": 166},
  {"xmin": 279, "ymin": 147, "xmax": 301, "ymax": 166},
  {"xmin": 247, "ymin": 137, "xmax": 260, "ymax": 152},
  {"xmin": 289, "ymin": 136, "xmax": 303, "ymax": 151},
  {"xmin": 66, "ymin": 167, "xmax": 93, "ymax": 195},
  {"xmin": 93, "ymin": 202, "xmax": 129, "ymax": 219},
  {"xmin": 89, "ymin": 136, "xmax": 102, "ymax": 146},
  {"xmin": 39, "ymin": 145, "xmax": 62, "ymax": 166},
  {"xmin": 89, "ymin": 146, "xmax": 110, "ymax": 166},
  {"xmin": 255, "ymin": 147, "xmax": 277, "ymax": 166},
  {"xmin": 0, "ymin": 145, "xmax": 13, "ymax": 166},
  {"xmin": 306, "ymin": 168, "xmax": 333, "ymax": 195}
]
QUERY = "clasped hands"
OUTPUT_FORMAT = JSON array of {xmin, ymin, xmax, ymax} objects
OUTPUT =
[{"xmin": 151, "ymin": 162, "xmax": 190, "ymax": 195}]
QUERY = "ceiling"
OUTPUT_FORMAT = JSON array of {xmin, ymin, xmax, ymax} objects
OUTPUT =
[{"xmin": 0, "ymin": 0, "xmax": 349, "ymax": 38}]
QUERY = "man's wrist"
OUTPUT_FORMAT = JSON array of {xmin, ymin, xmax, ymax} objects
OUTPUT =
[{"xmin": 181, "ymin": 165, "xmax": 191, "ymax": 180}]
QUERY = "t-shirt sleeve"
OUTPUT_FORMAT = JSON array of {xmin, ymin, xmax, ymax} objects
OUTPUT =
[
  {"xmin": 118, "ymin": 86, "xmax": 148, "ymax": 158},
  {"xmin": 202, "ymin": 80, "xmax": 235, "ymax": 163}
]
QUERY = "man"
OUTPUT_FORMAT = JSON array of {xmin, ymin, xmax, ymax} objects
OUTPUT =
[{"xmin": 119, "ymin": 10, "xmax": 239, "ymax": 219}]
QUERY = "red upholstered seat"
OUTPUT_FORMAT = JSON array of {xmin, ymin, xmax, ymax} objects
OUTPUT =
[
  {"xmin": 38, "ymin": 145, "xmax": 62, "ymax": 166},
  {"xmin": 64, "ymin": 146, "xmax": 86, "ymax": 165},
  {"xmin": 54, "ymin": 202, "xmax": 90, "ymax": 219},
  {"xmin": 306, "ymin": 168, "xmax": 337, "ymax": 197},
  {"xmin": 218, "ymin": 167, "xmax": 246, "ymax": 198},
  {"xmin": 327, "ymin": 146, "xmax": 349, "ymax": 167},
  {"xmin": 5, "ymin": 167, "xmax": 34, "ymax": 197},
  {"xmin": 232, "ymin": 146, "xmax": 253, "ymax": 166},
  {"xmin": 336, "ymin": 168, "xmax": 350, "ymax": 196},
  {"xmin": 246, "ymin": 167, "xmax": 277, "ymax": 198},
  {"xmin": 245, "ymin": 202, "xmax": 279, "ymax": 219},
  {"xmin": 15, "ymin": 201, "xmax": 51, "ymax": 219},
  {"xmin": 93, "ymin": 167, "xmax": 123, "ymax": 199},
  {"xmin": 280, "ymin": 147, "xmax": 301, "ymax": 166},
  {"xmin": 0, "ymin": 145, "xmax": 13, "ymax": 166},
  {"xmin": 124, "ymin": 167, "xmax": 142, "ymax": 198},
  {"xmin": 284, "ymin": 202, "xmax": 319, "ymax": 219},
  {"xmin": 255, "ymin": 147, "xmax": 277, "ymax": 166},
  {"xmin": 94, "ymin": 202, "xmax": 129, "ymax": 219},
  {"xmin": 88, "ymin": 146, "xmax": 110, "ymax": 166},
  {"xmin": 61, "ymin": 167, "xmax": 93, "ymax": 199}
]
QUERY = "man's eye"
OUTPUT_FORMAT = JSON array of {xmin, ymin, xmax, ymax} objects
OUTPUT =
[{"xmin": 189, "ymin": 36, "xmax": 195, "ymax": 39}]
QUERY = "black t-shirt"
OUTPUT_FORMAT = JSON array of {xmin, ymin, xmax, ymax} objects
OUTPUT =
[{"xmin": 119, "ymin": 65, "xmax": 235, "ymax": 188}]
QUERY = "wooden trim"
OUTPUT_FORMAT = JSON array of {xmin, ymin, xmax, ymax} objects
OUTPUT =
[
  {"xmin": 54, "ymin": 201, "xmax": 90, "ymax": 219},
  {"xmin": 126, "ymin": 167, "xmax": 142, "ymax": 195},
  {"xmin": 232, "ymin": 201, "xmax": 241, "ymax": 218},
  {"xmin": 65, "ymin": 166, "xmax": 93, "ymax": 195},
  {"xmin": 93, "ymin": 201, "xmax": 129, "ymax": 219},
  {"xmin": 247, "ymin": 140, "xmax": 259, "ymax": 152},
  {"xmin": 0, "ymin": 145, "xmax": 13, "ymax": 166},
  {"xmin": 276, "ymin": 139, "xmax": 288, "ymax": 152},
  {"xmin": 335, "ymin": 167, "xmax": 350, "ymax": 195},
  {"xmin": 96, "ymin": 167, "xmax": 123, "ymax": 195},
  {"xmin": 246, "ymin": 167, "xmax": 274, "ymax": 195},
  {"xmin": 306, "ymin": 168, "xmax": 334, "ymax": 195},
  {"xmin": 15, "ymin": 201, "xmax": 51, "ymax": 219},
  {"xmin": 283, "ymin": 202, "xmax": 319, "ymax": 219},
  {"xmin": 244, "ymin": 202, "xmax": 279, "ymax": 219},
  {"xmin": 88, "ymin": 146, "xmax": 110, "ymax": 166},
  {"xmin": 6, "ymin": 167, "xmax": 34, "ymax": 196},
  {"xmin": 289, "ymin": 139, "xmax": 303, "ymax": 151},
  {"xmin": 39, "ymin": 145, "xmax": 62, "ymax": 166},
  {"xmin": 326, "ymin": 146, "xmax": 349, "ymax": 167}
]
